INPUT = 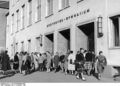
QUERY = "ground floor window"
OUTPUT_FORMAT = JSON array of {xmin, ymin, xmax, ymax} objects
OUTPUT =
[
  {"xmin": 109, "ymin": 16, "xmax": 120, "ymax": 47},
  {"xmin": 21, "ymin": 41, "xmax": 24, "ymax": 52},
  {"xmin": 28, "ymin": 40, "xmax": 31, "ymax": 53}
]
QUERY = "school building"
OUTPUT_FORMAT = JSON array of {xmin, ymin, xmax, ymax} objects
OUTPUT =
[
  {"xmin": 0, "ymin": 1, "xmax": 9, "ymax": 50},
  {"xmin": 6, "ymin": 0, "xmax": 120, "ymax": 76}
]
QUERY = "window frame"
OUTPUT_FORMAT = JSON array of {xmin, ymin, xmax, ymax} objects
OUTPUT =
[
  {"xmin": 36, "ymin": 0, "xmax": 41, "ymax": 21},
  {"xmin": 22, "ymin": 4, "xmax": 25, "ymax": 29},
  {"xmin": 11, "ymin": 14, "xmax": 14, "ymax": 35},
  {"xmin": 46, "ymin": 0, "xmax": 53, "ymax": 18},
  {"xmin": 58, "ymin": 0, "xmax": 70, "ymax": 12},
  {"xmin": 28, "ymin": 0, "xmax": 32, "ymax": 26},
  {"xmin": 16, "ymin": 9, "xmax": 19, "ymax": 32},
  {"xmin": 109, "ymin": 15, "xmax": 120, "ymax": 48}
]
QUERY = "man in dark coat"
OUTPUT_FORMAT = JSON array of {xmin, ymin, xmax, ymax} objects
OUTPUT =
[
  {"xmin": 59, "ymin": 53, "xmax": 65, "ymax": 72},
  {"xmin": 1, "ymin": 50, "xmax": 11, "ymax": 71},
  {"xmin": 75, "ymin": 48, "xmax": 86, "ymax": 81},
  {"xmin": 13, "ymin": 52, "xmax": 19, "ymax": 71}
]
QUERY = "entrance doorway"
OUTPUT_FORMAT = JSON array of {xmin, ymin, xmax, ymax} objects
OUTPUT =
[
  {"xmin": 44, "ymin": 33, "xmax": 54, "ymax": 54},
  {"xmin": 58, "ymin": 29, "xmax": 70, "ymax": 54},
  {"xmin": 78, "ymin": 22, "xmax": 95, "ymax": 51}
]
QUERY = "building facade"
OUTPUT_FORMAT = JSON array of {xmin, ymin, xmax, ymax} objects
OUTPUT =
[
  {"xmin": 0, "ymin": 8, "xmax": 8, "ymax": 50},
  {"xmin": 6, "ymin": 0, "xmax": 120, "ymax": 75}
]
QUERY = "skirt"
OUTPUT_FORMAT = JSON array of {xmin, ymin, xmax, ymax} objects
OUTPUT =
[
  {"xmin": 75, "ymin": 62, "xmax": 84, "ymax": 72},
  {"xmin": 84, "ymin": 62, "xmax": 93, "ymax": 70}
]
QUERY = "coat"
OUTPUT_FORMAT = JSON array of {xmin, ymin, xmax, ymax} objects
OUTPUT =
[
  {"xmin": 54, "ymin": 55, "xmax": 59, "ymax": 68},
  {"xmin": 46, "ymin": 53, "xmax": 52, "ymax": 69},
  {"xmin": 68, "ymin": 54, "xmax": 75, "ymax": 71},
  {"xmin": 13, "ymin": 54, "xmax": 19, "ymax": 70},
  {"xmin": 95, "ymin": 55, "xmax": 107, "ymax": 73},
  {"xmin": 1, "ymin": 52, "xmax": 11, "ymax": 71}
]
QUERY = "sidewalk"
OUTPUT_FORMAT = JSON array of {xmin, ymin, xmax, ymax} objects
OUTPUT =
[{"xmin": 0, "ymin": 71, "xmax": 118, "ymax": 82}]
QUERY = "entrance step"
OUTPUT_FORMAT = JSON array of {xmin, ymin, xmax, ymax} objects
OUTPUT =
[{"xmin": 101, "ymin": 65, "xmax": 120, "ymax": 79}]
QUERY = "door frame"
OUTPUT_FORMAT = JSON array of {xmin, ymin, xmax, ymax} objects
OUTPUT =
[{"xmin": 76, "ymin": 19, "xmax": 97, "ymax": 53}]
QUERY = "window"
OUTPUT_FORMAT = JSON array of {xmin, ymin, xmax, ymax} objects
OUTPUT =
[
  {"xmin": 59, "ymin": 0, "xmax": 69, "ymax": 10},
  {"xmin": 110, "ymin": 16, "xmax": 120, "ymax": 47},
  {"xmin": 11, "ymin": 0, "xmax": 14, "ymax": 6},
  {"xmin": 6, "ymin": 17, "xmax": 10, "ymax": 34},
  {"xmin": 6, "ymin": 24, "xmax": 9, "ymax": 34},
  {"xmin": 15, "ymin": 43, "xmax": 18, "ymax": 53},
  {"xmin": 28, "ymin": 0, "xmax": 32, "ymax": 25},
  {"xmin": 22, "ymin": 5, "xmax": 25, "ymax": 29},
  {"xmin": 11, "ymin": 44, "xmax": 14, "ymax": 57},
  {"xmin": 46, "ymin": 0, "xmax": 53, "ymax": 16},
  {"xmin": 36, "ymin": 37, "xmax": 40, "ymax": 52},
  {"xmin": 21, "ymin": 41, "xmax": 24, "ymax": 52},
  {"xmin": 37, "ymin": 0, "xmax": 41, "ymax": 21},
  {"xmin": 28, "ymin": 40, "xmax": 31, "ymax": 53},
  {"xmin": 11, "ymin": 14, "xmax": 14, "ymax": 34},
  {"xmin": 16, "ymin": 10, "xmax": 19, "ymax": 32}
]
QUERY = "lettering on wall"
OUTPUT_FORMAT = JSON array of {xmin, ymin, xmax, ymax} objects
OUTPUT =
[{"xmin": 47, "ymin": 9, "xmax": 90, "ymax": 27}]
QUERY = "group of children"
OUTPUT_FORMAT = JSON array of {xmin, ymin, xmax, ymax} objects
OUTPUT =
[{"xmin": 12, "ymin": 48, "xmax": 107, "ymax": 81}]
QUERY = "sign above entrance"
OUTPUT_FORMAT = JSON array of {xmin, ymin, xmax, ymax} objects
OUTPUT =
[{"xmin": 47, "ymin": 9, "xmax": 90, "ymax": 28}]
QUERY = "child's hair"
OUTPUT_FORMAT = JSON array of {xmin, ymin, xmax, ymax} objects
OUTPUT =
[{"xmin": 99, "ymin": 51, "xmax": 103, "ymax": 55}]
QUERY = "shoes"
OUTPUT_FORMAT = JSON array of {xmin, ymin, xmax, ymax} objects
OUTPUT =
[
  {"xmin": 76, "ymin": 75, "xmax": 80, "ymax": 79},
  {"xmin": 97, "ymin": 74, "xmax": 101, "ymax": 80},
  {"xmin": 47, "ymin": 69, "xmax": 50, "ymax": 72},
  {"xmin": 82, "ymin": 77, "xmax": 86, "ymax": 81},
  {"xmin": 65, "ymin": 72, "xmax": 67, "ymax": 75}
]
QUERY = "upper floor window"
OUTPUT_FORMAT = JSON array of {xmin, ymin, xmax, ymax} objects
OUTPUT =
[
  {"xmin": 37, "ymin": 0, "xmax": 41, "ymax": 21},
  {"xmin": 11, "ymin": 14, "xmax": 14, "ymax": 34},
  {"xmin": 16, "ymin": 10, "xmax": 19, "ymax": 32},
  {"xmin": 28, "ymin": 0, "xmax": 32, "ymax": 25},
  {"xmin": 59, "ymin": 0, "xmax": 69, "ymax": 10},
  {"xmin": 109, "ymin": 16, "xmax": 120, "ymax": 47},
  {"xmin": 22, "ymin": 4, "xmax": 25, "ymax": 29},
  {"xmin": 11, "ymin": 0, "xmax": 14, "ymax": 6},
  {"xmin": 46, "ymin": 0, "xmax": 53, "ymax": 16}
]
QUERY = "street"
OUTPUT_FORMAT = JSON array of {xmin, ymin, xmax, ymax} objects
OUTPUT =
[{"xmin": 0, "ymin": 71, "xmax": 119, "ymax": 83}]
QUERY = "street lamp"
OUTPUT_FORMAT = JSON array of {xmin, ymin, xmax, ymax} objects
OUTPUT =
[{"xmin": 97, "ymin": 16, "xmax": 103, "ymax": 38}]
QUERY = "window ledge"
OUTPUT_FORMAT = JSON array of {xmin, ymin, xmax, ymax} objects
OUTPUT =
[
  {"xmin": 20, "ymin": 28, "xmax": 25, "ymax": 31},
  {"xmin": 109, "ymin": 47, "xmax": 120, "ymax": 50},
  {"xmin": 77, "ymin": 0, "xmax": 84, "ymax": 3},
  {"xmin": 35, "ymin": 19, "xmax": 41, "ymax": 23},
  {"xmin": 11, "ymin": 33, "xmax": 13, "ymax": 36},
  {"xmin": 58, "ymin": 6, "xmax": 70, "ymax": 12},
  {"xmin": 27, "ymin": 24, "xmax": 32, "ymax": 28},
  {"xmin": 15, "ymin": 31, "xmax": 19, "ymax": 33},
  {"xmin": 45, "ymin": 13, "xmax": 54, "ymax": 18}
]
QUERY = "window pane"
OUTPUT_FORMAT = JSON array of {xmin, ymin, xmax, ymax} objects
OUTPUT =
[
  {"xmin": 47, "ymin": 0, "xmax": 53, "ymax": 16},
  {"xmin": 110, "ymin": 17, "xmax": 120, "ymax": 47}
]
